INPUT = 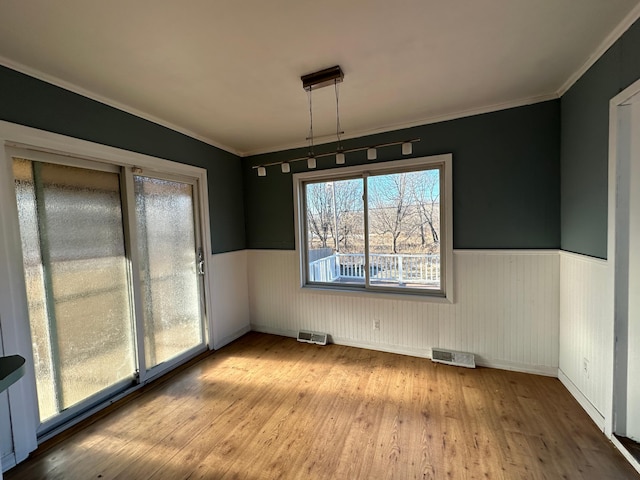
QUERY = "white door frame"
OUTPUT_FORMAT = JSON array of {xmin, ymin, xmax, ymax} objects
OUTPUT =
[
  {"xmin": 0, "ymin": 120, "xmax": 216, "ymax": 465},
  {"xmin": 608, "ymin": 77, "xmax": 640, "ymax": 472}
]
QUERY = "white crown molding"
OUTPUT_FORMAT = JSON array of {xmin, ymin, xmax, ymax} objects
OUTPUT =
[
  {"xmin": 240, "ymin": 92, "xmax": 559, "ymax": 157},
  {"xmin": 0, "ymin": 55, "xmax": 242, "ymax": 157},
  {"xmin": 557, "ymin": 3, "xmax": 640, "ymax": 97}
]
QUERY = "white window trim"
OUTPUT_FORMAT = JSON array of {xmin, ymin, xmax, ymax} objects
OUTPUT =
[
  {"xmin": 0, "ymin": 120, "xmax": 215, "ymax": 462},
  {"xmin": 293, "ymin": 154, "xmax": 453, "ymax": 303}
]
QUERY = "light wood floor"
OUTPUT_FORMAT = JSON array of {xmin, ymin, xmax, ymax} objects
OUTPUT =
[{"xmin": 6, "ymin": 332, "xmax": 639, "ymax": 479}]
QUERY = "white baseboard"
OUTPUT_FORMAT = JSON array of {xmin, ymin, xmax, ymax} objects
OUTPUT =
[
  {"xmin": 250, "ymin": 325, "xmax": 297, "ymax": 339},
  {"xmin": 213, "ymin": 325, "xmax": 251, "ymax": 350},
  {"xmin": 558, "ymin": 368, "xmax": 605, "ymax": 431},
  {"xmin": 331, "ymin": 336, "xmax": 432, "ymax": 359},
  {"xmin": 476, "ymin": 359, "xmax": 557, "ymax": 377},
  {"xmin": 611, "ymin": 435, "xmax": 640, "ymax": 475}
]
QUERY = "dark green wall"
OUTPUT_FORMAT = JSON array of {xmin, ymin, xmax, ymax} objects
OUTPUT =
[
  {"xmin": 0, "ymin": 65, "xmax": 245, "ymax": 254},
  {"xmin": 561, "ymin": 19, "xmax": 640, "ymax": 259},
  {"xmin": 244, "ymin": 100, "xmax": 560, "ymax": 250}
]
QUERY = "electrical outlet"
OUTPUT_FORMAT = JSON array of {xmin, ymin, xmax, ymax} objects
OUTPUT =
[
  {"xmin": 373, "ymin": 319, "xmax": 380, "ymax": 330},
  {"xmin": 583, "ymin": 357, "xmax": 590, "ymax": 379}
]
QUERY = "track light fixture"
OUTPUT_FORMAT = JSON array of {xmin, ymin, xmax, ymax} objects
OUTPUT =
[
  {"xmin": 252, "ymin": 139, "xmax": 420, "ymax": 175},
  {"xmin": 253, "ymin": 65, "xmax": 420, "ymax": 176}
]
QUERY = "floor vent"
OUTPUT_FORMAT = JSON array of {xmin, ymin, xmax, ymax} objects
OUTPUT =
[
  {"xmin": 431, "ymin": 348, "xmax": 476, "ymax": 368},
  {"xmin": 297, "ymin": 330, "xmax": 328, "ymax": 346}
]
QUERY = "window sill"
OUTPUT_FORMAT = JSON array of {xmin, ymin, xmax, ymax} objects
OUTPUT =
[{"xmin": 299, "ymin": 283, "xmax": 454, "ymax": 304}]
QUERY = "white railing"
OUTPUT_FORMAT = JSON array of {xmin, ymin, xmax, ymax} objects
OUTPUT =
[
  {"xmin": 308, "ymin": 253, "xmax": 340, "ymax": 282},
  {"xmin": 308, "ymin": 253, "xmax": 440, "ymax": 285}
]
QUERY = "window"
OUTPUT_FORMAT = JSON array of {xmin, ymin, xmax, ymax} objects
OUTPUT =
[{"xmin": 294, "ymin": 154, "xmax": 452, "ymax": 300}]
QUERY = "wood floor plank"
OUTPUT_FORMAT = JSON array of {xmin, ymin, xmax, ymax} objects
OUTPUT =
[
  {"xmin": 5, "ymin": 332, "xmax": 639, "ymax": 480},
  {"xmin": 146, "ymin": 335, "xmax": 335, "ymax": 480}
]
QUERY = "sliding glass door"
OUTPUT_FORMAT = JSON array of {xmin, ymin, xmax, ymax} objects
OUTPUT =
[
  {"xmin": 13, "ymin": 158, "xmax": 136, "ymax": 423},
  {"xmin": 133, "ymin": 174, "xmax": 205, "ymax": 373},
  {"xmin": 11, "ymin": 152, "xmax": 208, "ymax": 431}
]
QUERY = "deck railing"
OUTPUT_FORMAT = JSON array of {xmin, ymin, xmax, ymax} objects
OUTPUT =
[{"xmin": 308, "ymin": 253, "xmax": 440, "ymax": 285}]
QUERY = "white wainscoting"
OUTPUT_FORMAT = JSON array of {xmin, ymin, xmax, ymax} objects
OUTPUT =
[
  {"xmin": 558, "ymin": 251, "xmax": 612, "ymax": 430},
  {"xmin": 248, "ymin": 250, "xmax": 559, "ymax": 375},
  {"xmin": 209, "ymin": 250, "xmax": 251, "ymax": 349}
]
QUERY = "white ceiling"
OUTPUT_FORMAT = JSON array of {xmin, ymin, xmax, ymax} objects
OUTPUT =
[{"xmin": 0, "ymin": 1, "xmax": 639, "ymax": 156}]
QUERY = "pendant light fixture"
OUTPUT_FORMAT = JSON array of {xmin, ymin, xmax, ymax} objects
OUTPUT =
[
  {"xmin": 305, "ymin": 82, "xmax": 316, "ymax": 168},
  {"xmin": 253, "ymin": 65, "xmax": 420, "ymax": 176}
]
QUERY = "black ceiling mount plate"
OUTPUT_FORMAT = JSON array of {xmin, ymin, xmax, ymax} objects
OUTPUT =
[{"xmin": 301, "ymin": 65, "xmax": 344, "ymax": 91}]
